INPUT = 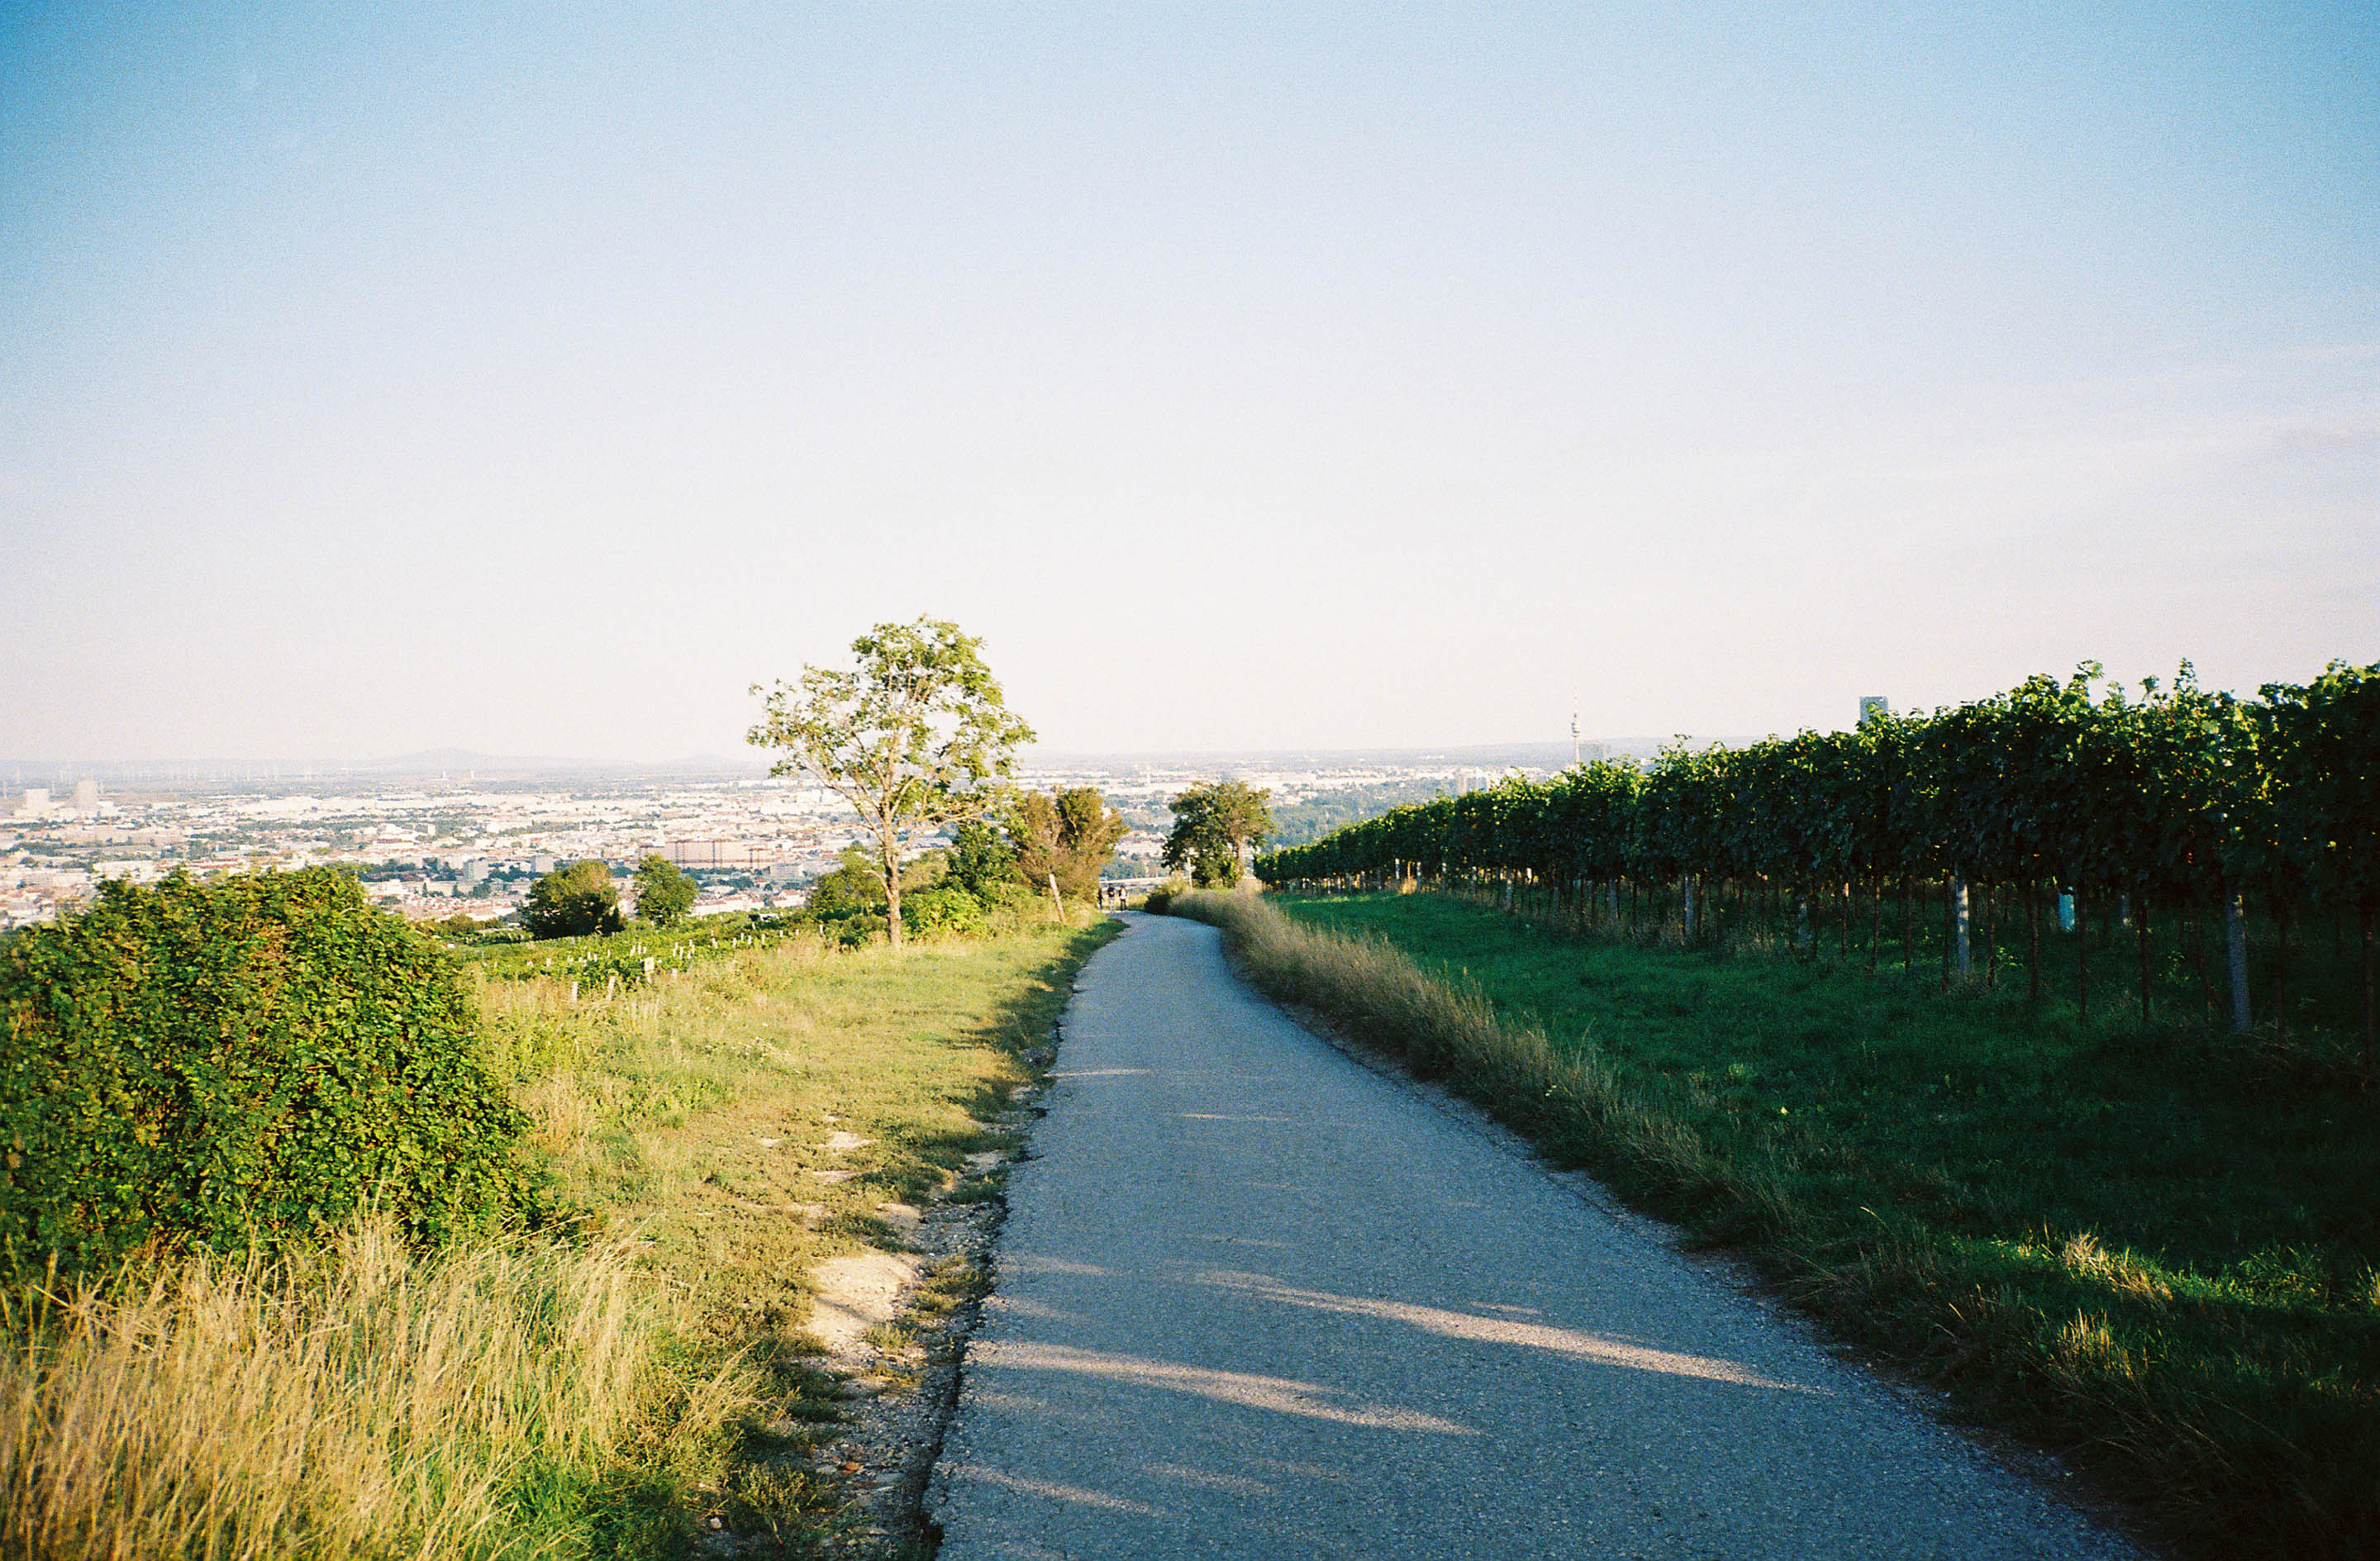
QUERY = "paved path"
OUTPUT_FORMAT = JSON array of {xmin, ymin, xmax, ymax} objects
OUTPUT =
[{"xmin": 930, "ymin": 912, "xmax": 2141, "ymax": 1559}]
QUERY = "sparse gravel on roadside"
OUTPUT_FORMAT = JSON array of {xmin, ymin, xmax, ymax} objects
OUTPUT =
[{"xmin": 713, "ymin": 1040, "xmax": 1064, "ymax": 1559}]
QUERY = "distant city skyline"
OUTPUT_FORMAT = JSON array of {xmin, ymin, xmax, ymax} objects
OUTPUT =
[{"xmin": 5, "ymin": 5, "xmax": 2372, "ymax": 761}]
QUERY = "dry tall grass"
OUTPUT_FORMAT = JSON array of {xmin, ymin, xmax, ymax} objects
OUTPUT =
[{"xmin": 0, "ymin": 1220, "xmax": 756, "ymax": 1561}]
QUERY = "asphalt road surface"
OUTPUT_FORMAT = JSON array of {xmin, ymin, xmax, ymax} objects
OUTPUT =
[{"xmin": 929, "ymin": 911, "xmax": 2142, "ymax": 1560}]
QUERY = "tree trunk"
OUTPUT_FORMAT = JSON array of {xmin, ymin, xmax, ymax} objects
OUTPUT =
[
  {"xmin": 884, "ymin": 846, "xmax": 905, "ymax": 950},
  {"xmin": 2027, "ymin": 880, "xmax": 2041, "ymax": 1004},
  {"xmin": 1869, "ymin": 878, "xmax": 1883, "ymax": 972},
  {"xmin": 2361, "ymin": 905, "xmax": 2374, "ymax": 1075},
  {"xmin": 2138, "ymin": 903, "xmax": 2152, "ymax": 1025},
  {"xmin": 2076, "ymin": 892, "xmax": 2089, "ymax": 1021},
  {"xmin": 1840, "ymin": 880, "xmax": 1850, "ymax": 956},
  {"xmin": 2274, "ymin": 902, "xmax": 2292, "ymax": 1044},
  {"xmin": 2188, "ymin": 891, "xmax": 2214, "ymax": 1022},
  {"xmin": 2225, "ymin": 888, "xmax": 2252, "ymax": 1035},
  {"xmin": 1984, "ymin": 881, "xmax": 1999, "ymax": 990},
  {"xmin": 1952, "ymin": 875, "xmax": 1972, "ymax": 983},
  {"xmin": 1940, "ymin": 878, "xmax": 1954, "ymax": 989},
  {"xmin": 1902, "ymin": 875, "xmax": 1915, "ymax": 976}
]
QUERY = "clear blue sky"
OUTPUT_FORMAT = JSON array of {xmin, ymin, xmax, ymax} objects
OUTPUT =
[{"xmin": 3, "ymin": 2, "xmax": 2373, "ymax": 759}]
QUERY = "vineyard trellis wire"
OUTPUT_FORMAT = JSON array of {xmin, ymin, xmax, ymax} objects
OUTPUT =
[{"xmin": 1256, "ymin": 661, "xmax": 2380, "ymax": 1064}]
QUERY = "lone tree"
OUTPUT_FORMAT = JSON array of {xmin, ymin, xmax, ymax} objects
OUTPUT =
[
  {"xmin": 1164, "ymin": 779, "xmax": 1275, "ymax": 888},
  {"xmin": 749, "ymin": 618, "xmax": 1034, "ymax": 949},
  {"xmin": 632, "ymin": 853, "xmax": 698, "ymax": 927},
  {"xmin": 524, "ymin": 860, "xmax": 623, "ymax": 939}
]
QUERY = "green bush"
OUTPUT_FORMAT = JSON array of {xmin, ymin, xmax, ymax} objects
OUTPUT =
[
  {"xmin": 0, "ymin": 869, "xmax": 538, "ymax": 1272},
  {"xmin": 818, "ymin": 911, "xmax": 887, "ymax": 948},
  {"xmin": 900, "ymin": 883, "xmax": 988, "ymax": 939},
  {"xmin": 805, "ymin": 852, "xmax": 887, "ymax": 916},
  {"xmin": 1141, "ymin": 877, "xmax": 1192, "ymax": 914}
]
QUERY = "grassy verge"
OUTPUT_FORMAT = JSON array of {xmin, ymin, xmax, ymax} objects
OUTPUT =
[
  {"xmin": 1165, "ymin": 888, "xmax": 2380, "ymax": 1560},
  {"xmin": 2, "ymin": 914, "xmax": 1118, "ymax": 1560},
  {"xmin": 0, "ymin": 1221, "xmax": 746, "ymax": 1560},
  {"xmin": 476, "ymin": 915, "xmax": 1120, "ymax": 1551}
]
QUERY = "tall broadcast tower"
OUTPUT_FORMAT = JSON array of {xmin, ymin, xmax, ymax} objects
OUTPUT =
[{"xmin": 1571, "ymin": 697, "xmax": 1581, "ymax": 769}]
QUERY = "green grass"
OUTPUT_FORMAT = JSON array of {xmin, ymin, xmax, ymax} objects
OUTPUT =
[
  {"xmin": 477, "ymin": 916, "xmax": 1122, "ymax": 1551},
  {"xmin": 1194, "ymin": 888, "xmax": 2380, "ymax": 1559}
]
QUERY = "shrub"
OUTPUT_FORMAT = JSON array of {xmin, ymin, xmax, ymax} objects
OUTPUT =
[
  {"xmin": 805, "ymin": 852, "xmax": 888, "ymax": 916},
  {"xmin": 0, "ymin": 870, "xmax": 538, "ymax": 1272},
  {"xmin": 900, "ymin": 883, "xmax": 988, "ymax": 939},
  {"xmin": 814, "ymin": 910, "xmax": 888, "ymax": 948},
  {"xmin": 1140, "ymin": 877, "xmax": 1192, "ymax": 914}
]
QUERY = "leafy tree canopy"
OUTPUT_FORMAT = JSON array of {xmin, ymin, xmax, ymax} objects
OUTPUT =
[
  {"xmin": 1164, "ymin": 780, "xmax": 1275, "ymax": 889},
  {"xmin": 947, "ymin": 818, "xmax": 1021, "ymax": 906},
  {"xmin": 523, "ymin": 860, "xmax": 623, "ymax": 940},
  {"xmin": 632, "ymin": 854, "xmax": 698, "ymax": 927},
  {"xmin": 749, "ymin": 618, "xmax": 1033, "ymax": 948},
  {"xmin": 1011, "ymin": 787, "xmax": 1128, "ymax": 902}
]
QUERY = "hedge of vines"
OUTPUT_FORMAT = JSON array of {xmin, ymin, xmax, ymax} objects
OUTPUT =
[{"xmin": 1257, "ymin": 662, "xmax": 2378, "ymax": 1049}]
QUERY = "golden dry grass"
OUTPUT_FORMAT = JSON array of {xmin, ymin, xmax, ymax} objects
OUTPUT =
[{"xmin": 0, "ymin": 1219, "xmax": 754, "ymax": 1561}]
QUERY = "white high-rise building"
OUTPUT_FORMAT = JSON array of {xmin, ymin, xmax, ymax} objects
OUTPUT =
[
  {"xmin": 74, "ymin": 779, "xmax": 98, "ymax": 813},
  {"xmin": 20, "ymin": 789, "xmax": 48, "ymax": 817}
]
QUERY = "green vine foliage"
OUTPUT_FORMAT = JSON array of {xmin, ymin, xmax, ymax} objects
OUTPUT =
[
  {"xmin": 1259, "ymin": 660, "xmax": 2378, "ymax": 938},
  {"xmin": 1, "ymin": 869, "xmax": 539, "ymax": 1273}
]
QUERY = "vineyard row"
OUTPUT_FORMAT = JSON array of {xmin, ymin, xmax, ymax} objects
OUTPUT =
[{"xmin": 1255, "ymin": 661, "xmax": 2378, "ymax": 1055}]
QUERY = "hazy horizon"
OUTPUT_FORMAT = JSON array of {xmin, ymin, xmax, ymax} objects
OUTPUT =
[
  {"xmin": 6, "ymin": 5, "xmax": 2373, "ymax": 763},
  {"xmin": 0, "ymin": 734, "xmax": 1689, "ymax": 775}
]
